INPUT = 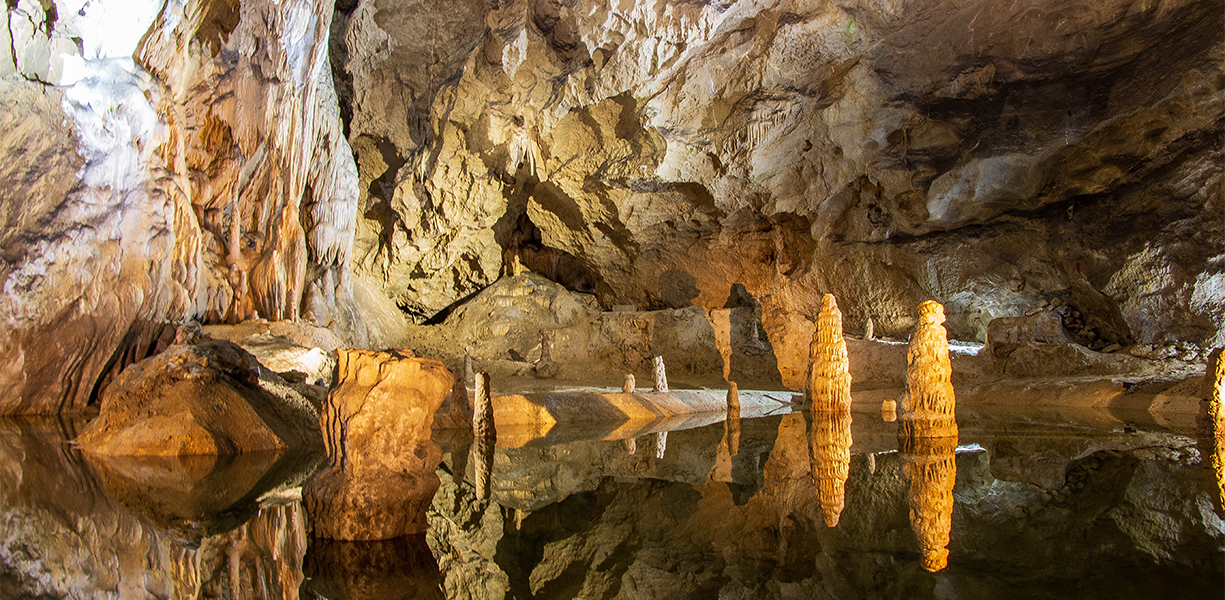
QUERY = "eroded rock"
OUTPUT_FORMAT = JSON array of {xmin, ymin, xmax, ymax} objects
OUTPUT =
[{"xmin": 303, "ymin": 349, "xmax": 451, "ymax": 540}]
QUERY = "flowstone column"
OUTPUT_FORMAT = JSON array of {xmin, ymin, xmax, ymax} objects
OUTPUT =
[
  {"xmin": 806, "ymin": 294, "xmax": 853, "ymax": 413},
  {"xmin": 898, "ymin": 301, "xmax": 958, "ymax": 439}
]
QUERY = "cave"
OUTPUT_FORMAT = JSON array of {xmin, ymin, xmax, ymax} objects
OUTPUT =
[{"xmin": 0, "ymin": 0, "xmax": 1222, "ymax": 597}]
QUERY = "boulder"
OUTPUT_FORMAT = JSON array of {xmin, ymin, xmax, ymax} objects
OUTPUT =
[
  {"xmin": 75, "ymin": 340, "xmax": 322, "ymax": 456},
  {"xmin": 303, "ymin": 349, "xmax": 452, "ymax": 540}
]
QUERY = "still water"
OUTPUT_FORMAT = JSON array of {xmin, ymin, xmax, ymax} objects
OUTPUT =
[{"xmin": 2, "ymin": 407, "xmax": 1222, "ymax": 599}]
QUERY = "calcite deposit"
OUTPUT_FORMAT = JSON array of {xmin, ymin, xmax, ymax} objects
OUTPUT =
[
  {"xmin": 806, "ymin": 294, "xmax": 852, "ymax": 413},
  {"xmin": 899, "ymin": 301, "xmax": 959, "ymax": 438},
  {"xmin": 303, "ymin": 349, "xmax": 452, "ymax": 540},
  {"xmin": 899, "ymin": 434, "xmax": 959, "ymax": 572}
]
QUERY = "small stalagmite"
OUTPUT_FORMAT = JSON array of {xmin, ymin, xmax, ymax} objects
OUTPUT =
[
  {"xmin": 881, "ymin": 399, "xmax": 898, "ymax": 422},
  {"xmin": 534, "ymin": 330, "xmax": 559, "ymax": 379},
  {"xmin": 806, "ymin": 294, "xmax": 852, "ymax": 413},
  {"xmin": 898, "ymin": 301, "xmax": 958, "ymax": 438},
  {"xmin": 623, "ymin": 373, "xmax": 636, "ymax": 393},
  {"xmin": 303, "ymin": 350, "xmax": 452, "ymax": 541},
  {"xmin": 899, "ymin": 433, "xmax": 958, "ymax": 572},
  {"xmin": 653, "ymin": 356, "xmax": 669, "ymax": 393},
  {"xmin": 655, "ymin": 431, "xmax": 668, "ymax": 459},
  {"xmin": 809, "ymin": 411, "xmax": 852, "ymax": 527},
  {"xmin": 726, "ymin": 382, "xmax": 741, "ymax": 457},
  {"xmin": 474, "ymin": 373, "xmax": 496, "ymax": 441}
]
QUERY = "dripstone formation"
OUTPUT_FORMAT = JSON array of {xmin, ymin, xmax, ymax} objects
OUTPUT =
[
  {"xmin": 809, "ymin": 412, "xmax": 852, "ymax": 528},
  {"xmin": 899, "ymin": 434, "xmax": 958, "ymax": 572},
  {"xmin": 806, "ymin": 294, "xmax": 853, "ymax": 413},
  {"xmin": 303, "ymin": 350, "xmax": 452, "ymax": 540},
  {"xmin": 898, "ymin": 301, "xmax": 959, "ymax": 438}
]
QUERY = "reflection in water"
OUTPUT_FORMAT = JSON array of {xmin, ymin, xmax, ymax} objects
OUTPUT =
[
  {"xmin": 655, "ymin": 430, "xmax": 668, "ymax": 459},
  {"xmin": 302, "ymin": 534, "xmax": 443, "ymax": 600},
  {"xmin": 471, "ymin": 434, "xmax": 496, "ymax": 501},
  {"xmin": 899, "ymin": 433, "xmax": 958, "ymax": 572},
  {"xmin": 808, "ymin": 411, "xmax": 852, "ymax": 527}
]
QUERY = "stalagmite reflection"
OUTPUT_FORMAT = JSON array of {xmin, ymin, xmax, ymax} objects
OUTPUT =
[
  {"xmin": 899, "ymin": 434, "xmax": 958, "ymax": 572},
  {"xmin": 655, "ymin": 430, "xmax": 668, "ymax": 459},
  {"xmin": 727, "ymin": 382, "xmax": 741, "ymax": 457},
  {"xmin": 809, "ymin": 411, "xmax": 852, "ymax": 527},
  {"xmin": 471, "ymin": 434, "xmax": 496, "ymax": 502}
]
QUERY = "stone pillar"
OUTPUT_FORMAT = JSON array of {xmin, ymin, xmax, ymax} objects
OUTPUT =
[
  {"xmin": 726, "ymin": 382, "xmax": 741, "ymax": 457},
  {"xmin": 623, "ymin": 373, "xmax": 636, "ymax": 393},
  {"xmin": 655, "ymin": 431, "xmax": 668, "ymax": 459},
  {"xmin": 474, "ymin": 373, "xmax": 495, "ymax": 441},
  {"xmin": 898, "ymin": 301, "xmax": 958, "ymax": 438},
  {"xmin": 303, "ymin": 350, "xmax": 451, "ymax": 540},
  {"xmin": 899, "ymin": 434, "xmax": 958, "ymax": 572},
  {"xmin": 652, "ymin": 356, "xmax": 669, "ymax": 393},
  {"xmin": 806, "ymin": 294, "xmax": 852, "ymax": 414},
  {"xmin": 809, "ymin": 411, "xmax": 852, "ymax": 528}
]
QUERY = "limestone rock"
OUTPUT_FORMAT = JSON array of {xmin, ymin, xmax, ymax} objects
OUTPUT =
[
  {"xmin": 985, "ymin": 311, "xmax": 1076, "ymax": 360},
  {"xmin": 806, "ymin": 294, "xmax": 852, "ymax": 413},
  {"xmin": 899, "ymin": 301, "xmax": 958, "ymax": 438},
  {"xmin": 76, "ymin": 340, "xmax": 322, "ymax": 456},
  {"xmin": 303, "ymin": 350, "xmax": 451, "ymax": 540}
]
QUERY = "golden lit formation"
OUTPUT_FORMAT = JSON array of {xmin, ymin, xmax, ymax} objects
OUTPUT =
[
  {"xmin": 899, "ymin": 300, "xmax": 958, "ymax": 439},
  {"xmin": 806, "ymin": 294, "xmax": 853, "ymax": 413}
]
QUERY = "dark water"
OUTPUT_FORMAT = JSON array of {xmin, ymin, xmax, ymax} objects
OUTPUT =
[{"xmin": 2, "ymin": 408, "xmax": 1222, "ymax": 599}]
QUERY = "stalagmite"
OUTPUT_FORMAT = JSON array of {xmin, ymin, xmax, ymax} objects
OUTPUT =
[
  {"xmin": 623, "ymin": 373, "xmax": 636, "ymax": 393},
  {"xmin": 303, "ymin": 350, "xmax": 451, "ymax": 540},
  {"xmin": 653, "ymin": 356, "xmax": 669, "ymax": 393},
  {"xmin": 899, "ymin": 434, "xmax": 958, "ymax": 572},
  {"xmin": 474, "ymin": 373, "xmax": 495, "ymax": 441},
  {"xmin": 881, "ymin": 399, "xmax": 898, "ymax": 422},
  {"xmin": 898, "ymin": 301, "xmax": 958, "ymax": 438},
  {"xmin": 655, "ymin": 431, "xmax": 668, "ymax": 459},
  {"xmin": 727, "ymin": 382, "xmax": 741, "ymax": 456},
  {"xmin": 626, "ymin": 436, "xmax": 638, "ymax": 454},
  {"xmin": 727, "ymin": 382, "xmax": 741, "ymax": 416},
  {"xmin": 864, "ymin": 316, "xmax": 875, "ymax": 341},
  {"xmin": 806, "ymin": 294, "xmax": 853, "ymax": 413},
  {"xmin": 464, "ymin": 349, "xmax": 475, "ymax": 388},
  {"xmin": 809, "ymin": 411, "xmax": 853, "ymax": 527},
  {"xmin": 534, "ymin": 331, "xmax": 559, "ymax": 379}
]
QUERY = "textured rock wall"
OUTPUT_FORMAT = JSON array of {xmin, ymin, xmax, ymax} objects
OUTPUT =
[
  {"xmin": 1, "ymin": 0, "xmax": 361, "ymax": 414},
  {"xmin": 334, "ymin": 0, "xmax": 1223, "ymax": 350}
]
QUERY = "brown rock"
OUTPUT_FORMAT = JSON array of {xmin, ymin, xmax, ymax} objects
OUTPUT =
[
  {"xmin": 899, "ymin": 301, "xmax": 958, "ymax": 438},
  {"xmin": 806, "ymin": 294, "xmax": 853, "ymax": 413},
  {"xmin": 899, "ymin": 434, "xmax": 958, "ymax": 572},
  {"xmin": 76, "ymin": 340, "xmax": 321, "ymax": 456},
  {"xmin": 303, "ymin": 350, "xmax": 452, "ymax": 541}
]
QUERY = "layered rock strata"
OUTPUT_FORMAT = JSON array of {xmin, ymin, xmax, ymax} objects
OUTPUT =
[
  {"xmin": 899, "ymin": 301, "xmax": 959, "ymax": 438},
  {"xmin": 303, "ymin": 349, "xmax": 451, "ymax": 540}
]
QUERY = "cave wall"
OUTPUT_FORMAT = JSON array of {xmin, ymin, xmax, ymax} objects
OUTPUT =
[
  {"xmin": 0, "ymin": 0, "xmax": 1221, "ymax": 414},
  {"xmin": 0, "ymin": 0, "xmax": 361, "ymax": 414},
  {"xmin": 336, "ymin": 0, "xmax": 1223, "ymax": 345}
]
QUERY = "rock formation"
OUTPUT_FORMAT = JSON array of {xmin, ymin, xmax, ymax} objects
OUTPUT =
[
  {"xmin": 1198, "ymin": 348, "xmax": 1225, "ymax": 512},
  {"xmin": 75, "ymin": 340, "xmax": 322, "ymax": 456},
  {"xmin": 474, "ymin": 373, "xmax": 496, "ymax": 441},
  {"xmin": 623, "ymin": 374, "xmax": 636, "ymax": 393},
  {"xmin": 303, "ymin": 535, "xmax": 444, "ymax": 600},
  {"xmin": 303, "ymin": 349, "xmax": 451, "ymax": 540},
  {"xmin": 808, "ymin": 411, "xmax": 852, "ymax": 527},
  {"xmin": 432, "ymin": 372, "xmax": 474, "ymax": 431},
  {"xmin": 806, "ymin": 294, "xmax": 853, "ymax": 413},
  {"xmin": 653, "ymin": 356, "xmax": 669, "ymax": 393},
  {"xmin": 899, "ymin": 301, "xmax": 959, "ymax": 438},
  {"xmin": 533, "ymin": 330, "xmax": 560, "ymax": 379},
  {"xmin": 899, "ymin": 434, "xmax": 959, "ymax": 572},
  {"xmin": 726, "ymin": 382, "xmax": 741, "ymax": 457}
]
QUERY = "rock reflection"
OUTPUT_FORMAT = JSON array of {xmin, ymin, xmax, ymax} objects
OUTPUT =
[
  {"xmin": 302, "ymin": 534, "xmax": 443, "ymax": 600},
  {"xmin": 899, "ymin": 433, "xmax": 958, "ymax": 573},
  {"xmin": 808, "ymin": 411, "xmax": 852, "ymax": 527}
]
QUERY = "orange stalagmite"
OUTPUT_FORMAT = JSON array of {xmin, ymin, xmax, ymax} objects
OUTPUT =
[
  {"xmin": 806, "ymin": 294, "xmax": 853, "ymax": 413},
  {"xmin": 899, "ymin": 434, "xmax": 958, "ymax": 572},
  {"xmin": 809, "ymin": 411, "xmax": 852, "ymax": 527},
  {"xmin": 1197, "ymin": 348, "xmax": 1225, "ymax": 513},
  {"xmin": 899, "ymin": 300, "xmax": 958, "ymax": 438}
]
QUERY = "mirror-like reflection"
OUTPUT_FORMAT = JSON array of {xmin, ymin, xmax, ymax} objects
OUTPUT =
[
  {"xmin": 808, "ymin": 411, "xmax": 852, "ymax": 528},
  {"xmin": 3, "ymin": 407, "xmax": 1223, "ymax": 599}
]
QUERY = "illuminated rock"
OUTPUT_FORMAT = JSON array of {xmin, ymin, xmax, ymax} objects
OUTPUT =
[
  {"xmin": 809, "ymin": 411, "xmax": 852, "ymax": 527},
  {"xmin": 727, "ymin": 382, "xmax": 741, "ymax": 457},
  {"xmin": 474, "ymin": 373, "xmax": 496, "ymax": 441},
  {"xmin": 806, "ymin": 294, "xmax": 852, "ymax": 413},
  {"xmin": 1197, "ymin": 348, "xmax": 1225, "ymax": 437},
  {"xmin": 653, "ymin": 356, "xmax": 669, "ymax": 393},
  {"xmin": 899, "ymin": 301, "xmax": 958, "ymax": 438},
  {"xmin": 303, "ymin": 350, "xmax": 451, "ymax": 540},
  {"xmin": 623, "ymin": 374, "xmax": 636, "ymax": 393},
  {"xmin": 881, "ymin": 399, "xmax": 898, "ymax": 422},
  {"xmin": 899, "ymin": 434, "xmax": 958, "ymax": 572}
]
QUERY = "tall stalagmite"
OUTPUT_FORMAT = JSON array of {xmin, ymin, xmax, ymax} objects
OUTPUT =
[
  {"xmin": 899, "ymin": 434, "xmax": 958, "ymax": 572},
  {"xmin": 806, "ymin": 294, "xmax": 852, "ymax": 413},
  {"xmin": 1197, "ymin": 348, "xmax": 1225, "ymax": 512},
  {"xmin": 899, "ymin": 301, "xmax": 958, "ymax": 438},
  {"xmin": 809, "ymin": 411, "xmax": 852, "ymax": 527}
]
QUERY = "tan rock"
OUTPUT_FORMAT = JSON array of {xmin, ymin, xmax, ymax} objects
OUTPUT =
[
  {"xmin": 474, "ymin": 372, "xmax": 496, "ymax": 441},
  {"xmin": 806, "ymin": 294, "xmax": 853, "ymax": 413},
  {"xmin": 623, "ymin": 373, "xmax": 636, "ymax": 393},
  {"xmin": 899, "ymin": 301, "xmax": 958, "ymax": 438},
  {"xmin": 899, "ymin": 434, "xmax": 958, "ymax": 572},
  {"xmin": 76, "ymin": 340, "xmax": 322, "ymax": 456},
  {"xmin": 303, "ymin": 350, "xmax": 452, "ymax": 540},
  {"xmin": 432, "ymin": 372, "xmax": 473, "ymax": 431},
  {"xmin": 809, "ymin": 411, "xmax": 852, "ymax": 527},
  {"xmin": 881, "ymin": 399, "xmax": 898, "ymax": 422}
]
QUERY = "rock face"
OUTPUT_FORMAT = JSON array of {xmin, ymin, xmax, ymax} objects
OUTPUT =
[
  {"xmin": 899, "ymin": 301, "xmax": 959, "ymax": 438},
  {"xmin": 805, "ymin": 294, "xmax": 852, "ymax": 412},
  {"xmin": 75, "ymin": 340, "xmax": 322, "ymax": 456},
  {"xmin": 303, "ymin": 349, "xmax": 451, "ymax": 540}
]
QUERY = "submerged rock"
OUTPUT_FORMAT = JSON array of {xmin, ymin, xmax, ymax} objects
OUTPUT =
[
  {"xmin": 75, "ymin": 340, "xmax": 322, "ymax": 456},
  {"xmin": 303, "ymin": 349, "xmax": 452, "ymax": 540}
]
